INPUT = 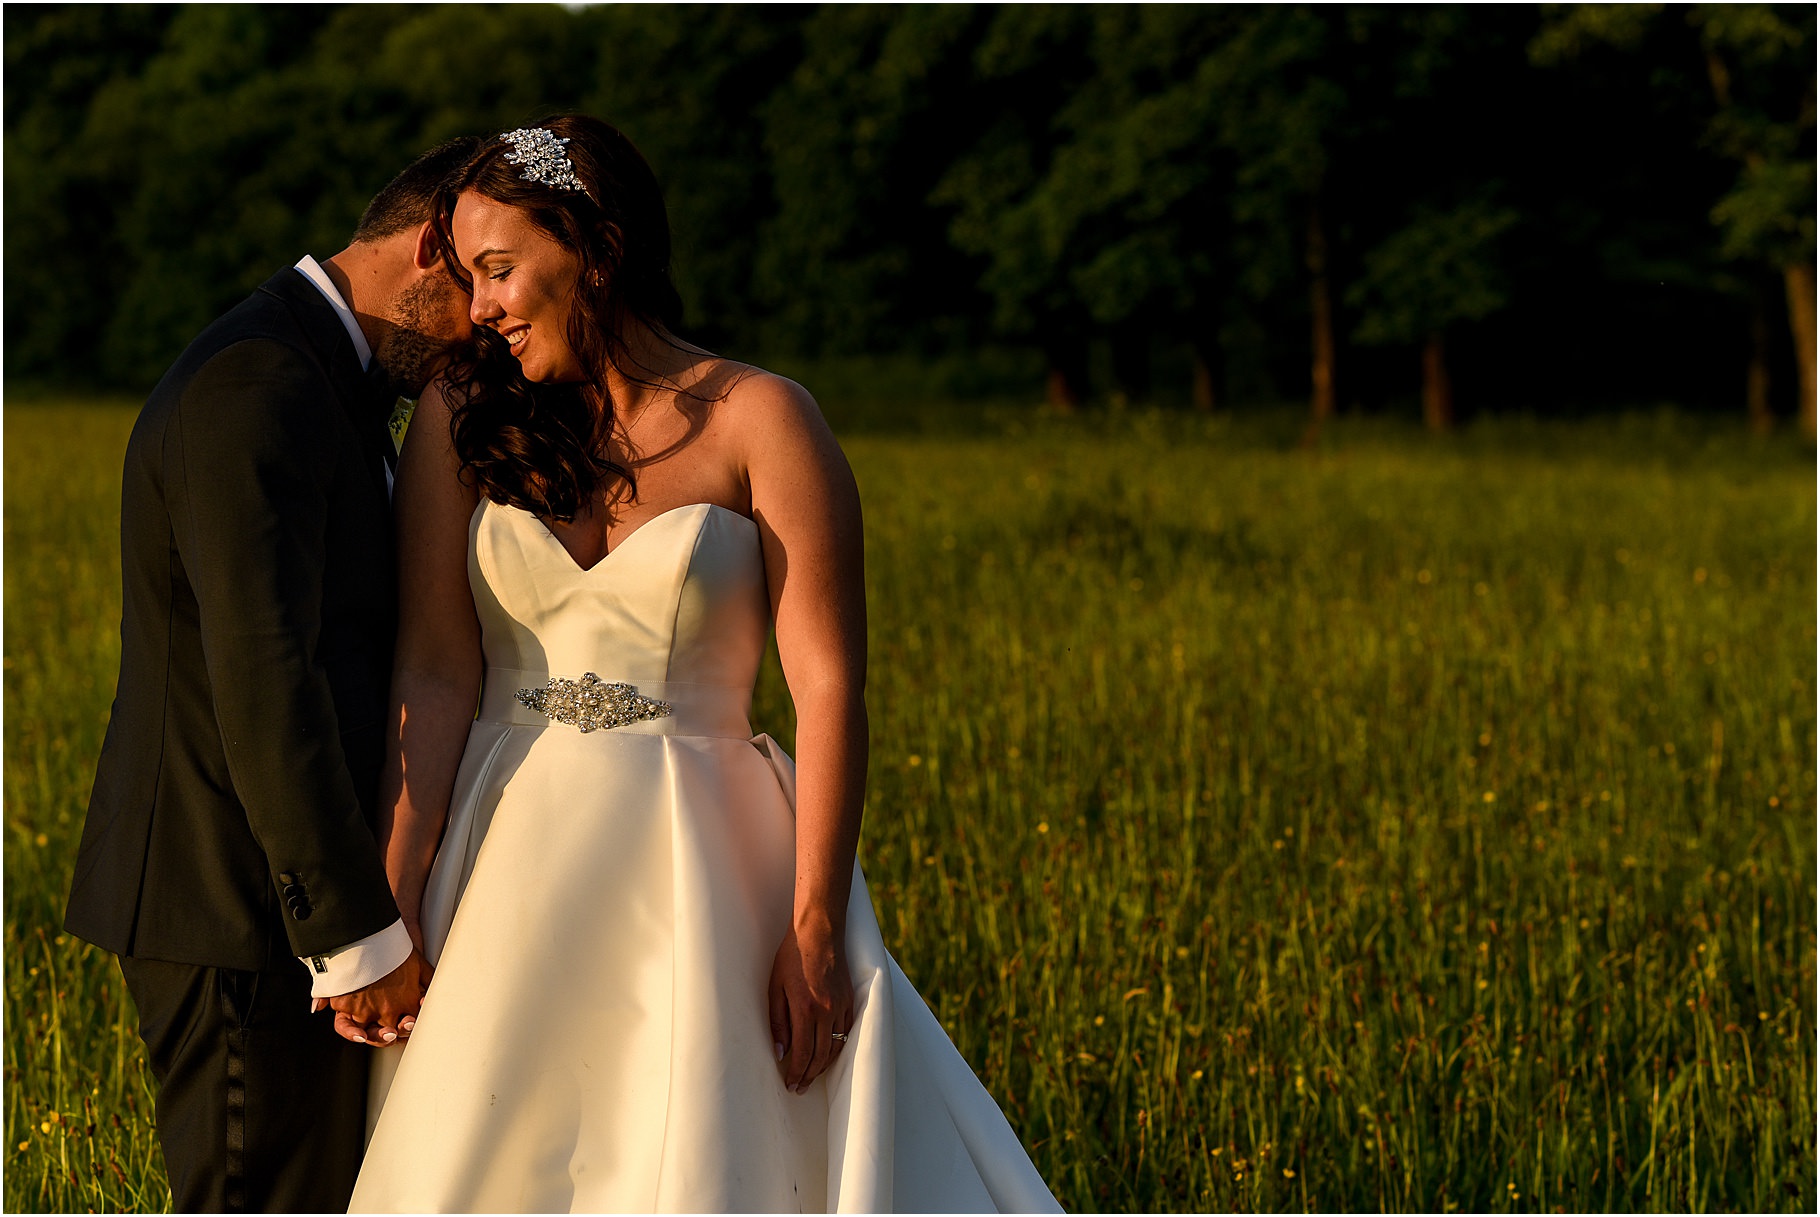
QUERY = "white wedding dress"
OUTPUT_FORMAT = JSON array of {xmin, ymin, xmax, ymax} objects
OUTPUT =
[{"xmin": 350, "ymin": 500, "xmax": 1061, "ymax": 1213}]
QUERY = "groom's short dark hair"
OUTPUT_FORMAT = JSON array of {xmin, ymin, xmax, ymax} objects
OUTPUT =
[{"xmin": 352, "ymin": 136, "xmax": 481, "ymax": 244}]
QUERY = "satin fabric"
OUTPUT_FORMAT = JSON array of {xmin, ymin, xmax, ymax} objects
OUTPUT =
[{"xmin": 351, "ymin": 501, "xmax": 1061, "ymax": 1213}]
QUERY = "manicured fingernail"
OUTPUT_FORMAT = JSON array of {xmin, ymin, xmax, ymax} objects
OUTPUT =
[
  {"xmin": 774, "ymin": 1042, "xmax": 784, "ymax": 1062},
  {"xmin": 353, "ymin": 1035, "xmax": 367, "ymax": 1044},
  {"xmin": 382, "ymin": 1031, "xmax": 397, "ymax": 1043}
]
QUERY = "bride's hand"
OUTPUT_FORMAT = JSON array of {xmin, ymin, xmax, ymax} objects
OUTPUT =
[
  {"xmin": 767, "ymin": 920, "xmax": 853, "ymax": 1094},
  {"xmin": 401, "ymin": 915, "xmax": 431, "ymax": 966},
  {"xmin": 400, "ymin": 916, "xmax": 434, "ymax": 1030}
]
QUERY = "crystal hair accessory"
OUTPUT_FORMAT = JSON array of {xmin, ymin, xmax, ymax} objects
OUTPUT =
[{"xmin": 499, "ymin": 127, "xmax": 590, "ymax": 197}]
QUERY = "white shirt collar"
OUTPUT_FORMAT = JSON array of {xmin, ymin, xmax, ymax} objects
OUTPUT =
[{"xmin": 293, "ymin": 255, "xmax": 373, "ymax": 371}]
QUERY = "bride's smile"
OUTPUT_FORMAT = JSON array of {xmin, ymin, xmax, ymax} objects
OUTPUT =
[{"xmin": 451, "ymin": 190, "xmax": 585, "ymax": 383}]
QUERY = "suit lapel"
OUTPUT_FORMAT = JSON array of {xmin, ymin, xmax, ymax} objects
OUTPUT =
[{"xmin": 255, "ymin": 268, "xmax": 396, "ymax": 506}]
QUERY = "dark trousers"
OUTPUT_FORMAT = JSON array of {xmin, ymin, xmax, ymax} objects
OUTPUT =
[{"xmin": 118, "ymin": 956, "xmax": 368, "ymax": 1213}]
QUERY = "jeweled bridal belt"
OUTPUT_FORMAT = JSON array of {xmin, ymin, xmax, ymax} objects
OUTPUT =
[
  {"xmin": 516, "ymin": 672, "xmax": 671, "ymax": 732},
  {"xmin": 477, "ymin": 668, "xmax": 753, "ymax": 739}
]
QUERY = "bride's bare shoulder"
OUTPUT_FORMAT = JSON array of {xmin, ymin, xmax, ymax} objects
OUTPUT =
[
  {"xmin": 415, "ymin": 374, "xmax": 461, "ymax": 427},
  {"xmin": 705, "ymin": 362, "xmax": 830, "ymax": 442}
]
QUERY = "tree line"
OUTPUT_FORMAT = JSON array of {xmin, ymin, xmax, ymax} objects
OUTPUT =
[{"xmin": 4, "ymin": 3, "xmax": 1813, "ymax": 434}]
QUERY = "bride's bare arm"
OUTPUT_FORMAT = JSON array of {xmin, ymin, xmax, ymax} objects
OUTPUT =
[
  {"xmin": 377, "ymin": 380, "xmax": 482, "ymax": 947},
  {"xmin": 743, "ymin": 374, "xmax": 868, "ymax": 1094}
]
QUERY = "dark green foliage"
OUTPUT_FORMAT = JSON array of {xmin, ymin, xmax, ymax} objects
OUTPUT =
[
  {"xmin": 573, "ymin": 4, "xmax": 803, "ymax": 351},
  {"xmin": 2, "ymin": 4, "xmax": 1813, "ymax": 419},
  {"xmin": 1348, "ymin": 200, "xmax": 1518, "ymax": 346},
  {"xmin": 4, "ymin": 4, "xmax": 178, "ymax": 378},
  {"xmin": 939, "ymin": 8, "xmax": 1236, "ymax": 337},
  {"xmin": 1532, "ymin": 2, "xmax": 1816, "ymax": 267},
  {"xmin": 756, "ymin": 4, "xmax": 993, "ymax": 354}
]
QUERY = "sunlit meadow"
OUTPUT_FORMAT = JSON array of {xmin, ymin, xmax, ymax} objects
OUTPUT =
[{"xmin": 6, "ymin": 399, "xmax": 1814, "ymax": 1212}]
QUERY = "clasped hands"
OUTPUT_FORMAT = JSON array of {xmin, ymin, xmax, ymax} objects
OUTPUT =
[
  {"xmin": 322, "ymin": 924, "xmax": 853, "ymax": 1075},
  {"xmin": 321, "ymin": 947, "xmax": 434, "ymax": 1047}
]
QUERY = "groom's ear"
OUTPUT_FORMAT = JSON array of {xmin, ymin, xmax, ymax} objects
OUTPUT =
[{"xmin": 411, "ymin": 221, "xmax": 442, "ymax": 272}]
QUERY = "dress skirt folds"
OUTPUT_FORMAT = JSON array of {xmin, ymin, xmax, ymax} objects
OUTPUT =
[{"xmin": 350, "ymin": 502, "xmax": 1061, "ymax": 1213}]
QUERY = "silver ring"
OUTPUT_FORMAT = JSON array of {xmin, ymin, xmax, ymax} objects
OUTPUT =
[{"xmin": 830, "ymin": 1030, "xmax": 849, "ymax": 1042}]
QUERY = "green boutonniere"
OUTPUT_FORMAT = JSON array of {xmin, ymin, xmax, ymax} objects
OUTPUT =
[{"xmin": 387, "ymin": 398, "xmax": 416, "ymax": 453}]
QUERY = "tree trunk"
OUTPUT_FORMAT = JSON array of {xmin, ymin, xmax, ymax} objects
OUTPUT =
[
  {"xmin": 1041, "ymin": 333, "xmax": 1089, "ymax": 412},
  {"xmin": 1748, "ymin": 282, "xmax": 1774, "ymax": 435},
  {"xmin": 1190, "ymin": 335, "xmax": 1223, "ymax": 412},
  {"xmin": 1305, "ymin": 199, "xmax": 1336, "ymax": 442},
  {"xmin": 1421, "ymin": 331, "xmax": 1453, "ymax": 431},
  {"xmin": 1784, "ymin": 261, "xmax": 1816, "ymax": 441}
]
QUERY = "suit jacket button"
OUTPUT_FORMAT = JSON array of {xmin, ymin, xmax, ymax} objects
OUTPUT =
[
  {"xmin": 290, "ymin": 903, "xmax": 312, "ymax": 921},
  {"xmin": 282, "ymin": 884, "xmax": 302, "ymax": 898},
  {"xmin": 278, "ymin": 872, "xmax": 298, "ymax": 885}
]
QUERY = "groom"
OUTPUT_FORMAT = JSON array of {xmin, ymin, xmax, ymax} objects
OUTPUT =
[{"xmin": 65, "ymin": 136, "xmax": 478, "ymax": 1213}]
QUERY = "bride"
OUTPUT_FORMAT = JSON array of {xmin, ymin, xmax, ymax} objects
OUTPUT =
[{"xmin": 346, "ymin": 116, "xmax": 1061, "ymax": 1212}]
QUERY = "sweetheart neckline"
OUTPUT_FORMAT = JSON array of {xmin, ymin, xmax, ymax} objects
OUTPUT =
[{"xmin": 478, "ymin": 499, "xmax": 754, "ymax": 575}]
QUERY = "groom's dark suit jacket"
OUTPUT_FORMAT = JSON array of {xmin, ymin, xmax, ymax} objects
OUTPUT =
[{"xmin": 67, "ymin": 267, "xmax": 403, "ymax": 972}]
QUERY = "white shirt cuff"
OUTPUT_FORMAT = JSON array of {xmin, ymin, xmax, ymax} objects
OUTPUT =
[{"xmin": 300, "ymin": 918, "xmax": 412, "ymax": 998}]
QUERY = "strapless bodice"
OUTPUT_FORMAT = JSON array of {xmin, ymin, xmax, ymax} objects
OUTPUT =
[
  {"xmin": 360, "ymin": 497, "xmax": 1064, "ymax": 1214},
  {"xmin": 468, "ymin": 500, "xmax": 769, "ymax": 737}
]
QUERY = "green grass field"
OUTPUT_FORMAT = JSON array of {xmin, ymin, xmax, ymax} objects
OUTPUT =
[{"xmin": 6, "ymin": 399, "xmax": 1815, "ymax": 1212}]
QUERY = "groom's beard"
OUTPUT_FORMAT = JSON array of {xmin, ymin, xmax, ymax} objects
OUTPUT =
[{"xmin": 373, "ymin": 275, "xmax": 465, "ymax": 397}]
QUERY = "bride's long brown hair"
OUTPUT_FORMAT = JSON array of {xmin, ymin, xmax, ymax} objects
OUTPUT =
[{"xmin": 431, "ymin": 115, "xmax": 685, "ymax": 520}]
